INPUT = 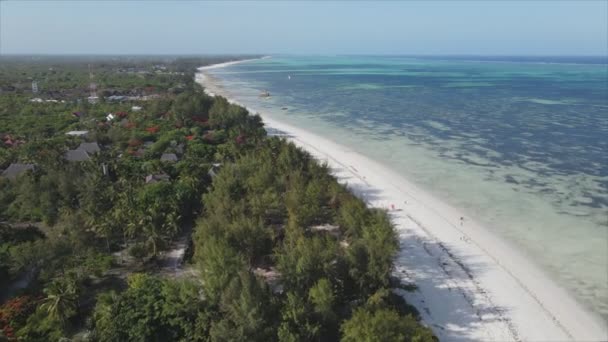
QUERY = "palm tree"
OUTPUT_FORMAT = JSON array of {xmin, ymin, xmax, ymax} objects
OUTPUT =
[
  {"xmin": 141, "ymin": 206, "xmax": 179, "ymax": 257},
  {"xmin": 40, "ymin": 277, "xmax": 79, "ymax": 324},
  {"xmin": 112, "ymin": 179, "xmax": 139, "ymax": 247},
  {"xmin": 141, "ymin": 212, "xmax": 162, "ymax": 257},
  {"xmin": 92, "ymin": 218, "xmax": 114, "ymax": 251},
  {"xmin": 79, "ymin": 171, "xmax": 116, "ymax": 250}
]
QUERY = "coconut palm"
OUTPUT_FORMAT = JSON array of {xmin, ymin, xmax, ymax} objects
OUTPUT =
[{"xmin": 40, "ymin": 277, "xmax": 79, "ymax": 324}]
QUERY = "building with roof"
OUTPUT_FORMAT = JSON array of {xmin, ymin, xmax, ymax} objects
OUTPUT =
[
  {"xmin": 107, "ymin": 95, "xmax": 127, "ymax": 102},
  {"xmin": 174, "ymin": 143, "xmax": 185, "ymax": 155},
  {"xmin": 66, "ymin": 130, "xmax": 89, "ymax": 137},
  {"xmin": 78, "ymin": 142, "xmax": 100, "ymax": 154},
  {"xmin": 160, "ymin": 153, "xmax": 178, "ymax": 162},
  {"xmin": 1, "ymin": 163, "xmax": 35, "ymax": 179},
  {"xmin": 65, "ymin": 149, "xmax": 90, "ymax": 162},
  {"xmin": 132, "ymin": 148, "xmax": 146, "ymax": 158},
  {"xmin": 145, "ymin": 174, "xmax": 170, "ymax": 184}
]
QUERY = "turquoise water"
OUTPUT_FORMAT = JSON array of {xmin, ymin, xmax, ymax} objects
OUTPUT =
[{"xmin": 206, "ymin": 56, "xmax": 608, "ymax": 319}]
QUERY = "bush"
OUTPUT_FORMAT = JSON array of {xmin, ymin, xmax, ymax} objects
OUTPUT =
[
  {"xmin": 128, "ymin": 243, "xmax": 149, "ymax": 263},
  {"xmin": 341, "ymin": 307, "xmax": 435, "ymax": 342}
]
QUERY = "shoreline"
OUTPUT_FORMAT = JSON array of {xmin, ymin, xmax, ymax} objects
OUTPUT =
[
  {"xmin": 195, "ymin": 59, "xmax": 607, "ymax": 341},
  {"xmin": 198, "ymin": 55, "xmax": 270, "ymax": 71}
]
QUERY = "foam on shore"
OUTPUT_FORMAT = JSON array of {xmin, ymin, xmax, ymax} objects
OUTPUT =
[{"xmin": 195, "ymin": 59, "xmax": 608, "ymax": 341}]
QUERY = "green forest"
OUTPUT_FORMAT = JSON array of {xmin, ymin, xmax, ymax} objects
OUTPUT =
[{"xmin": 0, "ymin": 56, "xmax": 435, "ymax": 341}]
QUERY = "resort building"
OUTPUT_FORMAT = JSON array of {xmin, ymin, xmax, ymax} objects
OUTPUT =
[
  {"xmin": 145, "ymin": 174, "xmax": 171, "ymax": 184},
  {"xmin": 1, "ymin": 163, "xmax": 35, "ymax": 179},
  {"xmin": 77, "ymin": 142, "xmax": 101, "ymax": 154},
  {"xmin": 65, "ymin": 149, "xmax": 90, "ymax": 162},
  {"xmin": 66, "ymin": 130, "xmax": 89, "ymax": 137},
  {"xmin": 160, "ymin": 153, "xmax": 179, "ymax": 162}
]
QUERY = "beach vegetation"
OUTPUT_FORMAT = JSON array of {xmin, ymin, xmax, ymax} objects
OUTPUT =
[{"xmin": 0, "ymin": 56, "xmax": 434, "ymax": 341}]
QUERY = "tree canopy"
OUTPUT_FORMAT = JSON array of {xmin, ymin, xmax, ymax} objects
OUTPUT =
[{"xmin": 0, "ymin": 56, "xmax": 435, "ymax": 342}]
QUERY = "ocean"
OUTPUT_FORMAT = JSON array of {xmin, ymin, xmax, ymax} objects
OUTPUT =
[{"xmin": 204, "ymin": 55, "xmax": 608, "ymax": 320}]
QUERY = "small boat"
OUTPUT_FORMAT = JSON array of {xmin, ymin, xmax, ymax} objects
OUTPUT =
[
  {"xmin": 259, "ymin": 90, "xmax": 271, "ymax": 98},
  {"xmin": 281, "ymin": 107, "xmax": 288, "ymax": 110}
]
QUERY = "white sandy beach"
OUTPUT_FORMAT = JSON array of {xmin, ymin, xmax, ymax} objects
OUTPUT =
[{"xmin": 196, "ymin": 62, "xmax": 608, "ymax": 342}]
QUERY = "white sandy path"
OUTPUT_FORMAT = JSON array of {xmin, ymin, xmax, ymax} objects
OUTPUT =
[{"xmin": 196, "ymin": 63, "xmax": 608, "ymax": 341}]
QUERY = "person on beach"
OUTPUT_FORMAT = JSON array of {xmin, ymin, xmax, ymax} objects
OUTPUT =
[{"xmin": 460, "ymin": 216, "xmax": 464, "ymax": 226}]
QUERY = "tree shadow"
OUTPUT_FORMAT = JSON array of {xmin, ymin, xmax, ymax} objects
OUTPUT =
[
  {"xmin": 265, "ymin": 127, "xmax": 294, "ymax": 138},
  {"xmin": 345, "ymin": 182, "xmax": 385, "ymax": 204},
  {"xmin": 325, "ymin": 165, "xmax": 387, "ymax": 205},
  {"xmin": 392, "ymin": 232, "xmax": 518, "ymax": 342},
  {"xmin": 329, "ymin": 166, "xmax": 353, "ymax": 183}
]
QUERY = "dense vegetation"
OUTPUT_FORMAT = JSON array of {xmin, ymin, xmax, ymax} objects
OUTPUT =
[{"xmin": 0, "ymin": 56, "xmax": 435, "ymax": 341}]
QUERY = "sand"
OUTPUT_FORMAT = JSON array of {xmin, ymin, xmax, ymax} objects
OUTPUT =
[{"xmin": 196, "ymin": 61, "xmax": 608, "ymax": 341}]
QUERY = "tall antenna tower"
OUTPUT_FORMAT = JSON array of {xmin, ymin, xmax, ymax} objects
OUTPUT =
[{"xmin": 32, "ymin": 81, "xmax": 38, "ymax": 94}]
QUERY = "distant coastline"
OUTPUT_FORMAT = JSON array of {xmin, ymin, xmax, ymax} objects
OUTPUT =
[
  {"xmin": 196, "ymin": 59, "xmax": 608, "ymax": 341},
  {"xmin": 198, "ymin": 56, "xmax": 270, "ymax": 71}
]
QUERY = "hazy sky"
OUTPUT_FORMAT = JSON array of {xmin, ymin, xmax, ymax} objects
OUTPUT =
[{"xmin": 1, "ymin": 1, "xmax": 606, "ymax": 55}]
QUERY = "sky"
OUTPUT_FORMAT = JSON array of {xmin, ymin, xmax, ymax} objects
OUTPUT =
[{"xmin": 1, "ymin": 1, "xmax": 606, "ymax": 56}]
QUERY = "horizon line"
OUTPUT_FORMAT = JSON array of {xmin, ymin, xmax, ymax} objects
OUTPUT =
[{"xmin": 1, "ymin": 53, "xmax": 607, "ymax": 58}]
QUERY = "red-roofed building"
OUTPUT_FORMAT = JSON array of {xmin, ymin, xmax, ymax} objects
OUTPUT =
[{"xmin": 146, "ymin": 126, "xmax": 160, "ymax": 134}]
